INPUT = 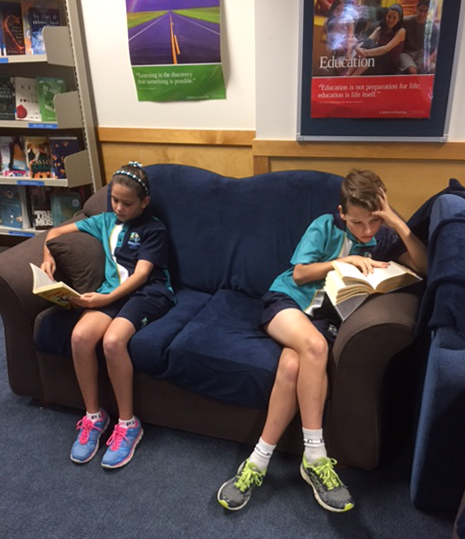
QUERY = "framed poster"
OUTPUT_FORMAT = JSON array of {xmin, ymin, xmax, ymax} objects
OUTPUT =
[{"xmin": 298, "ymin": 0, "xmax": 463, "ymax": 140}]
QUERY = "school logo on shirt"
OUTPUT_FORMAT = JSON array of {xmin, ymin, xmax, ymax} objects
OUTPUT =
[{"xmin": 128, "ymin": 232, "xmax": 141, "ymax": 250}]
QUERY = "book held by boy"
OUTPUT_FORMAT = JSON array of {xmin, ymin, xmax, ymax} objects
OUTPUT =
[
  {"xmin": 325, "ymin": 260, "xmax": 422, "ymax": 320},
  {"xmin": 30, "ymin": 262, "xmax": 80, "ymax": 308}
]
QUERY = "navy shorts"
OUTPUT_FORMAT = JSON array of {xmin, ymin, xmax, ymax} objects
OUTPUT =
[
  {"xmin": 261, "ymin": 291, "xmax": 341, "ymax": 345},
  {"xmin": 97, "ymin": 289, "xmax": 174, "ymax": 332}
]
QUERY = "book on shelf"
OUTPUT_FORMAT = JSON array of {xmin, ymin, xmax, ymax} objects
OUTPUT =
[
  {"xmin": 23, "ymin": 3, "xmax": 60, "ymax": 55},
  {"xmin": 325, "ymin": 260, "xmax": 422, "ymax": 320},
  {"xmin": 29, "ymin": 184, "xmax": 53, "ymax": 229},
  {"xmin": 30, "ymin": 262, "xmax": 80, "ymax": 308},
  {"xmin": 0, "ymin": 1, "xmax": 25, "ymax": 56},
  {"xmin": 0, "ymin": 135, "xmax": 27, "ymax": 176},
  {"xmin": 0, "ymin": 184, "xmax": 31, "ymax": 229},
  {"xmin": 36, "ymin": 77, "xmax": 66, "ymax": 122},
  {"xmin": 51, "ymin": 190, "xmax": 81, "ymax": 225},
  {"xmin": 0, "ymin": 76, "xmax": 15, "ymax": 120},
  {"xmin": 14, "ymin": 76, "xmax": 41, "ymax": 121},
  {"xmin": 49, "ymin": 135, "xmax": 80, "ymax": 178},
  {"xmin": 25, "ymin": 135, "xmax": 52, "ymax": 178}
]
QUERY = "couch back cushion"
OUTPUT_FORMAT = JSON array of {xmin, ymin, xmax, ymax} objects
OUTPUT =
[{"xmin": 142, "ymin": 164, "xmax": 343, "ymax": 297}]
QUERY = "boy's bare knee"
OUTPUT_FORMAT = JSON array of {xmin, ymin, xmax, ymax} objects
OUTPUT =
[
  {"xmin": 278, "ymin": 351, "xmax": 300, "ymax": 385},
  {"xmin": 102, "ymin": 332, "xmax": 126, "ymax": 359},
  {"xmin": 301, "ymin": 333, "xmax": 328, "ymax": 366}
]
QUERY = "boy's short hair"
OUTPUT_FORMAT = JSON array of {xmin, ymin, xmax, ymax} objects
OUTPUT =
[
  {"xmin": 340, "ymin": 169, "xmax": 386, "ymax": 213},
  {"xmin": 417, "ymin": 0, "xmax": 430, "ymax": 9}
]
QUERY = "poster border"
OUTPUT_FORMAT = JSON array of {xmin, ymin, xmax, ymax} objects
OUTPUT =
[{"xmin": 298, "ymin": 0, "xmax": 463, "ymax": 140}]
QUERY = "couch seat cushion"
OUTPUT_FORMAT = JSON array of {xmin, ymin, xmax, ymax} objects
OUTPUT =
[
  {"xmin": 35, "ymin": 288, "xmax": 212, "ymax": 377},
  {"xmin": 130, "ymin": 287, "xmax": 212, "ymax": 375},
  {"xmin": 162, "ymin": 289, "xmax": 282, "ymax": 409}
]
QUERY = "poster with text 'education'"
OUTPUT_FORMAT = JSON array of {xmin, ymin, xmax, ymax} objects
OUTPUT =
[
  {"xmin": 310, "ymin": 0, "xmax": 443, "ymax": 119},
  {"xmin": 126, "ymin": 0, "xmax": 225, "ymax": 101}
]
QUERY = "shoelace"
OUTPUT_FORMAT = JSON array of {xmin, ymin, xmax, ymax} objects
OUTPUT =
[
  {"xmin": 234, "ymin": 463, "xmax": 264, "ymax": 492},
  {"xmin": 76, "ymin": 417, "xmax": 103, "ymax": 444},
  {"xmin": 106, "ymin": 424, "xmax": 129, "ymax": 451},
  {"xmin": 311, "ymin": 458, "xmax": 342, "ymax": 491}
]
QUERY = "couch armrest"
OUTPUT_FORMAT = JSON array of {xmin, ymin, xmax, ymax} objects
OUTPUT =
[
  {"xmin": 325, "ymin": 287, "xmax": 421, "ymax": 469},
  {"xmin": 0, "ymin": 215, "xmax": 86, "ymax": 400}
]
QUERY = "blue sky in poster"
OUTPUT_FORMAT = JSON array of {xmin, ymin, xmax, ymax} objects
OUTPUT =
[{"xmin": 127, "ymin": 0, "xmax": 218, "ymax": 12}]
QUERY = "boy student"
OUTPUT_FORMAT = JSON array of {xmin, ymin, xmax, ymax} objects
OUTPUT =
[
  {"xmin": 217, "ymin": 169, "xmax": 427, "ymax": 513},
  {"xmin": 41, "ymin": 162, "xmax": 175, "ymax": 468}
]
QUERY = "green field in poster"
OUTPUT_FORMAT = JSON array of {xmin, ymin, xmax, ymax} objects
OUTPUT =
[{"xmin": 132, "ymin": 64, "xmax": 225, "ymax": 101}]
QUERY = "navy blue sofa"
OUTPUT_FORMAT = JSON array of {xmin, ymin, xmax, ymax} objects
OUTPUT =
[
  {"xmin": 0, "ymin": 165, "xmax": 421, "ymax": 470},
  {"xmin": 410, "ymin": 192, "xmax": 465, "ymax": 514}
]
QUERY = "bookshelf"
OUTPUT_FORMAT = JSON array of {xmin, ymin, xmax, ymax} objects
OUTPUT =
[{"xmin": 0, "ymin": 0, "xmax": 102, "ymax": 239}]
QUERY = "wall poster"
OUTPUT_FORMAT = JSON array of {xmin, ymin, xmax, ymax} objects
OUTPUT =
[
  {"xmin": 299, "ymin": 0, "xmax": 463, "ymax": 139},
  {"xmin": 126, "ymin": 0, "xmax": 225, "ymax": 102}
]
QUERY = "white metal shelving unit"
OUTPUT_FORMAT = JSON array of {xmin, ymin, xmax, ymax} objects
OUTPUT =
[{"xmin": 0, "ymin": 0, "xmax": 102, "ymax": 238}]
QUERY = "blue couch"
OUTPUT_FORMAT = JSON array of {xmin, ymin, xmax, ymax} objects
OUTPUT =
[
  {"xmin": 0, "ymin": 164, "xmax": 421, "ymax": 469},
  {"xmin": 410, "ymin": 192, "xmax": 465, "ymax": 513}
]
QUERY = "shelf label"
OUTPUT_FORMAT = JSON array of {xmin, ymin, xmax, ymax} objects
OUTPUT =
[
  {"xmin": 0, "ymin": 58, "xmax": 8, "ymax": 64},
  {"xmin": 8, "ymin": 230, "xmax": 35, "ymax": 237},
  {"xmin": 27, "ymin": 123, "xmax": 58, "ymax": 129},
  {"xmin": 17, "ymin": 180, "xmax": 45, "ymax": 186}
]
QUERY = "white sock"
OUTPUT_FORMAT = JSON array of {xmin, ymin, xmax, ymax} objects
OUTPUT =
[
  {"xmin": 303, "ymin": 428, "xmax": 327, "ymax": 464},
  {"xmin": 248, "ymin": 437, "xmax": 276, "ymax": 471},
  {"xmin": 118, "ymin": 417, "xmax": 136, "ymax": 428},
  {"xmin": 86, "ymin": 410, "xmax": 104, "ymax": 423}
]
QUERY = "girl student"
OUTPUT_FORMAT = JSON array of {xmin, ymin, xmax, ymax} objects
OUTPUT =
[
  {"xmin": 345, "ymin": 3, "xmax": 405, "ymax": 76},
  {"xmin": 41, "ymin": 161, "xmax": 175, "ymax": 468}
]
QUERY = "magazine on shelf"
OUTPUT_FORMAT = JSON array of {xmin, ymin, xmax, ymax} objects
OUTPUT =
[
  {"xmin": 14, "ymin": 77, "xmax": 41, "ymax": 121},
  {"xmin": 25, "ymin": 135, "xmax": 52, "ymax": 178},
  {"xmin": 0, "ymin": 184, "xmax": 31, "ymax": 229},
  {"xmin": 0, "ymin": 136, "xmax": 27, "ymax": 177},
  {"xmin": 49, "ymin": 135, "xmax": 80, "ymax": 178},
  {"xmin": 0, "ymin": 1, "xmax": 25, "ymax": 56},
  {"xmin": 37, "ymin": 77, "xmax": 66, "ymax": 122},
  {"xmin": 0, "ymin": 76, "xmax": 15, "ymax": 120}
]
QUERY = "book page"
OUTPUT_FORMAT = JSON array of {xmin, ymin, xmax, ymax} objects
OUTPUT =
[
  {"xmin": 30, "ymin": 262, "xmax": 55, "ymax": 290},
  {"xmin": 333, "ymin": 260, "xmax": 418, "ymax": 290}
]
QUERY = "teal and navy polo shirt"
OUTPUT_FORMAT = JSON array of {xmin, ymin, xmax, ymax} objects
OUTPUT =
[
  {"xmin": 76, "ymin": 209, "xmax": 175, "ymax": 302},
  {"xmin": 269, "ymin": 213, "xmax": 406, "ymax": 315}
]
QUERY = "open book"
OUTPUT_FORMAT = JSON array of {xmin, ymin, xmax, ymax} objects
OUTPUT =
[
  {"xmin": 325, "ymin": 260, "xmax": 422, "ymax": 320},
  {"xmin": 30, "ymin": 263, "xmax": 80, "ymax": 308}
]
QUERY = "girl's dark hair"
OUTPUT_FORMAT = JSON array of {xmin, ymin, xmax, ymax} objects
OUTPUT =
[
  {"xmin": 340, "ymin": 169, "xmax": 386, "ymax": 213},
  {"xmin": 111, "ymin": 163, "xmax": 149, "ymax": 200},
  {"xmin": 380, "ymin": 4, "xmax": 404, "ymax": 33}
]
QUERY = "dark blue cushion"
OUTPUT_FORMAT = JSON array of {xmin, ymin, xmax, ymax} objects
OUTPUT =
[
  {"xmin": 144, "ymin": 164, "xmax": 343, "ymax": 297},
  {"xmin": 130, "ymin": 287, "xmax": 212, "ymax": 376},
  {"xmin": 162, "ymin": 289, "xmax": 282, "ymax": 409},
  {"xmin": 35, "ymin": 308, "xmax": 82, "ymax": 357}
]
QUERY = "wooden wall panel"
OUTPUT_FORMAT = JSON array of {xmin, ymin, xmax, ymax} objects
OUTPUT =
[{"xmin": 97, "ymin": 129, "xmax": 465, "ymax": 220}]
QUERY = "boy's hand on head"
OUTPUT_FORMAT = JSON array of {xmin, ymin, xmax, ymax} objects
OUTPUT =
[
  {"xmin": 341, "ymin": 255, "xmax": 389, "ymax": 276},
  {"xmin": 372, "ymin": 189, "xmax": 402, "ymax": 229}
]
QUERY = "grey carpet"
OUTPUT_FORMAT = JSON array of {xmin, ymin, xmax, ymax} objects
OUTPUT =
[{"xmin": 0, "ymin": 318, "xmax": 454, "ymax": 539}]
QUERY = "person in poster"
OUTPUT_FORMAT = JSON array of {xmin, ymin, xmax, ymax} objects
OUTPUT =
[
  {"xmin": 126, "ymin": 0, "xmax": 225, "ymax": 101},
  {"xmin": 345, "ymin": 4, "xmax": 405, "ymax": 76},
  {"xmin": 310, "ymin": 0, "xmax": 443, "ymax": 119}
]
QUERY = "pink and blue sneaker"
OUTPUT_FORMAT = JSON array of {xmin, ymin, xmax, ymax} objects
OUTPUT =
[
  {"xmin": 70, "ymin": 410, "xmax": 110, "ymax": 464},
  {"xmin": 101, "ymin": 418, "xmax": 143, "ymax": 469}
]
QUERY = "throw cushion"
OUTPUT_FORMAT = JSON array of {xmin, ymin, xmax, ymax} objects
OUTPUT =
[{"xmin": 47, "ymin": 232, "xmax": 105, "ymax": 294}]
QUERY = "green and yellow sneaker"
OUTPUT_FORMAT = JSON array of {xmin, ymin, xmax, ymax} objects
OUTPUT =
[
  {"xmin": 300, "ymin": 455, "xmax": 354, "ymax": 512},
  {"xmin": 217, "ymin": 460, "xmax": 266, "ymax": 511}
]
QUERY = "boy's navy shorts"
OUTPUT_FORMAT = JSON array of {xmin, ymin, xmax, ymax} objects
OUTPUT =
[
  {"xmin": 261, "ymin": 291, "xmax": 341, "ymax": 345},
  {"xmin": 97, "ymin": 289, "xmax": 174, "ymax": 332}
]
